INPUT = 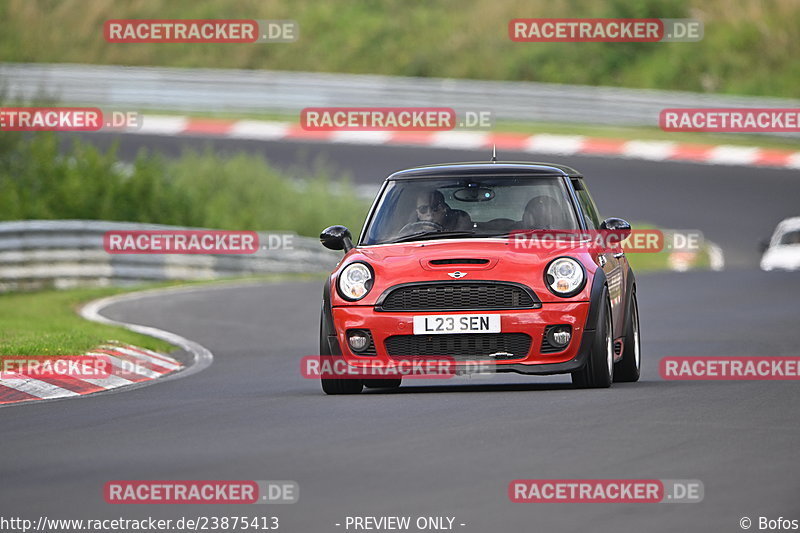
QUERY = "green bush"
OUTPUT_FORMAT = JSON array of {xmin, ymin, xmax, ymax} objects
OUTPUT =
[{"xmin": 0, "ymin": 131, "xmax": 368, "ymax": 237}]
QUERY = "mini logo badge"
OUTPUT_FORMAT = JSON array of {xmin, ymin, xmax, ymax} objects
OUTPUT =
[{"xmin": 448, "ymin": 271, "xmax": 467, "ymax": 279}]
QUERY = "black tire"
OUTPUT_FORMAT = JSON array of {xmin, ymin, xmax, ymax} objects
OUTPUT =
[
  {"xmin": 363, "ymin": 378, "xmax": 402, "ymax": 389},
  {"xmin": 571, "ymin": 288, "xmax": 614, "ymax": 389},
  {"xmin": 321, "ymin": 375, "xmax": 363, "ymax": 395},
  {"xmin": 614, "ymin": 288, "xmax": 641, "ymax": 383},
  {"xmin": 319, "ymin": 308, "xmax": 363, "ymax": 395}
]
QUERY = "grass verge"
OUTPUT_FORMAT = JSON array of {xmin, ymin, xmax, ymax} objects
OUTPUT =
[
  {"xmin": 0, "ymin": 274, "xmax": 325, "ymax": 359},
  {"xmin": 0, "ymin": 284, "xmax": 176, "ymax": 357}
]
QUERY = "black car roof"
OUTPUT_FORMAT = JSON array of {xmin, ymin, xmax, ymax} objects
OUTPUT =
[{"xmin": 386, "ymin": 162, "xmax": 583, "ymax": 181}]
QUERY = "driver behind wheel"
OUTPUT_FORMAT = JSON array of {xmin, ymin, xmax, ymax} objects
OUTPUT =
[{"xmin": 414, "ymin": 190, "xmax": 472, "ymax": 230}]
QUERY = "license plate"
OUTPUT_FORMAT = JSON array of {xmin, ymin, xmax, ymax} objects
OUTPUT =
[{"xmin": 412, "ymin": 314, "xmax": 500, "ymax": 335}]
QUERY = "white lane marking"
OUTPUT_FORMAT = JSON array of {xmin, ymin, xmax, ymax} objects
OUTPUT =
[
  {"xmin": 525, "ymin": 134, "xmax": 585, "ymax": 155},
  {"xmin": 137, "ymin": 115, "xmax": 189, "ymax": 135},
  {"xmin": 623, "ymin": 140, "xmax": 677, "ymax": 161},
  {"xmin": 706, "ymin": 145, "xmax": 759, "ymax": 165},
  {"xmin": 0, "ymin": 378, "xmax": 79, "ymax": 399},
  {"xmin": 229, "ymin": 121, "xmax": 291, "ymax": 140},
  {"xmin": 430, "ymin": 131, "xmax": 489, "ymax": 149},
  {"xmin": 330, "ymin": 130, "xmax": 392, "ymax": 144}
]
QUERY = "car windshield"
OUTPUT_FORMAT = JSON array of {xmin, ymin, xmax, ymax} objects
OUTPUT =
[
  {"xmin": 361, "ymin": 176, "xmax": 580, "ymax": 245},
  {"xmin": 778, "ymin": 229, "xmax": 800, "ymax": 246}
]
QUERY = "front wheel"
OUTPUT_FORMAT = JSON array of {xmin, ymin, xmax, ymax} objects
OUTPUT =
[
  {"xmin": 614, "ymin": 288, "xmax": 641, "ymax": 382},
  {"xmin": 572, "ymin": 288, "xmax": 613, "ymax": 389},
  {"xmin": 363, "ymin": 378, "xmax": 402, "ymax": 389},
  {"xmin": 321, "ymin": 376, "xmax": 364, "ymax": 395},
  {"xmin": 319, "ymin": 307, "xmax": 363, "ymax": 395}
]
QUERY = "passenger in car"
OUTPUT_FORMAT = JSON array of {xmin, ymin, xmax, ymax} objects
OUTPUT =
[{"xmin": 516, "ymin": 195, "xmax": 568, "ymax": 230}]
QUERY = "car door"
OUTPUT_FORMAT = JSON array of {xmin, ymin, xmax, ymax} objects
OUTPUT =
[{"xmin": 571, "ymin": 178, "xmax": 627, "ymax": 339}]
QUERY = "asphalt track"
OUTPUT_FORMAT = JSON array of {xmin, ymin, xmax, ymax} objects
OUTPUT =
[{"xmin": 2, "ymin": 134, "xmax": 799, "ymax": 532}]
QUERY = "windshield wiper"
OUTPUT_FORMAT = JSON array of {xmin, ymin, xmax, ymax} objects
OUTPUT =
[{"xmin": 385, "ymin": 230, "xmax": 476, "ymax": 244}]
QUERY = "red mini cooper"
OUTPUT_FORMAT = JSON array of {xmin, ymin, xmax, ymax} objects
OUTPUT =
[{"xmin": 319, "ymin": 161, "xmax": 641, "ymax": 394}]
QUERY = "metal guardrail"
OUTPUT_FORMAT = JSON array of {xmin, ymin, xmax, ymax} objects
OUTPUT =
[
  {"xmin": 2, "ymin": 63, "xmax": 799, "ymax": 134},
  {"xmin": 0, "ymin": 220, "xmax": 339, "ymax": 292}
]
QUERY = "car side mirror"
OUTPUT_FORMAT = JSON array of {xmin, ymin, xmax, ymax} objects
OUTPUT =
[
  {"xmin": 320, "ymin": 225, "xmax": 354, "ymax": 252},
  {"xmin": 759, "ymin": 239, "xmax": 770, "ymax": 253},
  {"xmin": 600, "ymin": 217, "xmax": 632, "ymax": 238}
]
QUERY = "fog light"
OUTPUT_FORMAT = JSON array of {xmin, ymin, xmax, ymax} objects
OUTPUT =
[
  {"xmin": 547, "ymin": 325, "xmax": 572, "ymax": 348},
  {"xmin": 348, "ymin": 331, "xmax": 370, "ymax": 352}
]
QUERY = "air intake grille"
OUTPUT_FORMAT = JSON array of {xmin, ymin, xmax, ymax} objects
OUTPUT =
[
  {"xmin": 385, "ymin": 333, "xmax": 531, "ymax": 360},
  {"xmin": 378, "ymin": 282, "xmax": 538, "ymax": 311},
  {"xmin": 429, "ymin": 258, "xmax": 490, "ymax": 265},
  {"xmin": 540, "ymin": 325, "xmax": 570, "ymax": 354}
]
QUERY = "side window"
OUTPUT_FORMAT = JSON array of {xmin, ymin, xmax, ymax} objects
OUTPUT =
[{"xmin": 572, "ymin": 179, "xmax": 602, "ymax": 229}]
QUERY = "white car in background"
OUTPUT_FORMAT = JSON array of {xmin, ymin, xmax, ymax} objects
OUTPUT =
[{"xmin": 761, "ymin": 217, "xmax": 800, "ymax": 271}]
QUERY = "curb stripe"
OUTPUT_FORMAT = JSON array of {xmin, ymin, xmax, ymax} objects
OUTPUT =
[
  {"xmin": 0, "ymin": 344, "xmax": 184, "ymax": 406},
  {"xmin": 581, "ymin": 138, "xmax": 627, "ymax": 154},
  {"xmin": 102, "ymin": 352, "xmax": 170, "ymax": 377},
  {"xmin": 74, "ymin": 374, "xmax": 136, "ymax": 389},
  {"xmin": 183, "ymin": 118, "xmax": 236, "ymax": 135},
  {"xmin": 106, "ymin": 355, "xmax": 163, "ymax": 379},
  {"xmin": 34, "ymin": 376, "xmax": 105, "ymax": 395},
  {"xmin": 111, "ymin": 345, "xmax": 182, "ymax": 370},
  {"xmin": 0, "ymin": 378, "xmax": 79, "ymax": 399},
  {"xmin": 94, "ymin": 348, "xmax": 175, "ymax": 374},
  {"xmin": 0, "ymin": 384, "xmax": 39, "ymax": 404},
  {"xmin": 489, "ymin": 133, "xmax": 530, "ymax": 150},
  {"xmin": 125, "ymin": 115, "xmax": 799, "ymax": 169}
]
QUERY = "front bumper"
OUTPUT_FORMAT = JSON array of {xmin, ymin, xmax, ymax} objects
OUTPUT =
[{"xmin": 328, "ymin": 303, "xmax": 593, "ymax": 376}]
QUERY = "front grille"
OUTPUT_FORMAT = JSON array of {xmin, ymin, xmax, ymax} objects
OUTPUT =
[
  {"xmin": 385, "ymin": 333, "xmax": 531, "ymax": 360},
  {"xmin": 429, "ymin": 258, "xmax": 490, "ymax": 265},
  {"xmin": 378, "ymin": 282, "xmax": 539, "ymax": 311}
]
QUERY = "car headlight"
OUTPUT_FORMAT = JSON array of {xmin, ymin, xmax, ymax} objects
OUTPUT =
[
  {"xmin": 338, "ymin": 262, "xmax": 374, "ymax": 301},
  {"xmin": 545, "ymin": 257, "xmax": 586, "ymax": 297}
]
